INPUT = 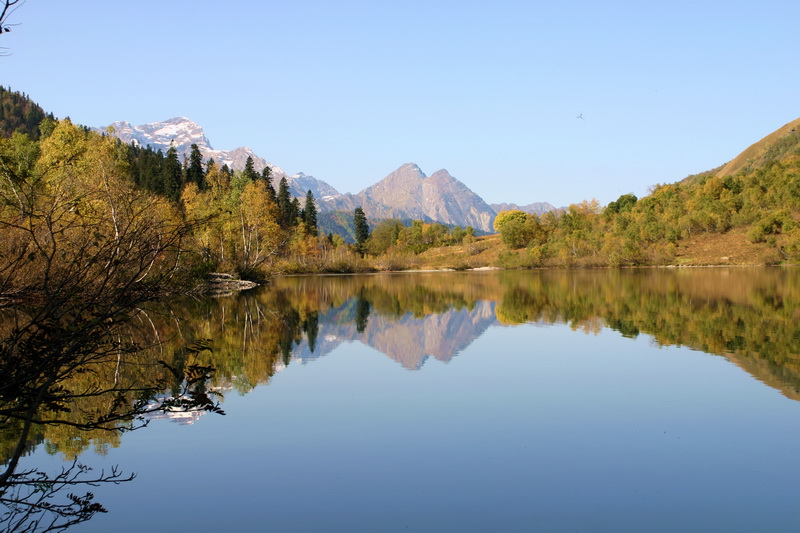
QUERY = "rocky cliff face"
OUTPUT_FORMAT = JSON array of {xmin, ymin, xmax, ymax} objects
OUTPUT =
[
  {"xmin": 355, "ymin": 164, "xmax": 496, "ymax": 232},
  {"xmin": 320, "ymin": 163, "xmax": 497, "ymax": 232}
]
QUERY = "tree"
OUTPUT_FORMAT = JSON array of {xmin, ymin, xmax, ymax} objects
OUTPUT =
[
  {"xmin": 303, "ymin": 190, "xmax": 318, "ymax": 236},
  {"xmin": 161, "ymin": 146, "xmax": 183, "ymax": 201},
  {"xmin": 367, "ymin": 219, "xmax": 404, "ymax": 255},
  {"xmin": 0, "ymin": 121, "xmax": 225, "ymax": 532},
  {"xmin": 354, "ymin": 207, "xmax": 370, "ymax": 255},
  {"xmin": 185, "ymin": 143, "xmax": 205, "ymax": 190},
  {"xmin": 261, "ymin": 166, "xmax": 277, "ymax": 203},
  {"xmin": 243, "ymin": 156, "xmax": 259, "ymax": 182},
  {"xmin": 291, "ymin": 198, "xmax": 301, "ymax": 225},
  {"xmin": 238, "ymin": 180, "xmax": 282, "ymax": 276},
  {"xmin": 277, "ymin": 177, "xmax": 293, "ymax": 228},
  {"xmin": 494, "ymin": 210, "xmax": 534, "ymax": 249}
]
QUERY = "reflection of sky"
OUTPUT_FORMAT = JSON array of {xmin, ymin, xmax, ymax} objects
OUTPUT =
[{"xmin": 58, "ymin": 321, "xmax": 800, "ymax": 533}]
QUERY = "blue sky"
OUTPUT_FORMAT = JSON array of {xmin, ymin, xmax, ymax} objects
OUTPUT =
[{"xmin": 3, "ymin": 1, "xmax": 798, "ymax": 207}]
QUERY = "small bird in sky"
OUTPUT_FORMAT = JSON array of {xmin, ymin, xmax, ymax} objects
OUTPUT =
[{"xmin": 576, "ymin": 113, "xmax": 585, "ymax": 120}]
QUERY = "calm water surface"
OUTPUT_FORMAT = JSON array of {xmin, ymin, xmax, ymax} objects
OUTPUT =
[{"xmin": 5, "ymin": 268, "xmax": 800, "ymax": 532}]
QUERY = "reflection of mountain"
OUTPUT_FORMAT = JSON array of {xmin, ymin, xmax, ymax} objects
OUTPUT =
[
  {"xmin": 267, "ymin": 269, "xmax": 800, "ymax": 402},
  {"xmin": 7, "ymin": 268, "xmax": 800, "ymax": 474},
  {"xmin": 292, "ymin": 300, "xmax": 498, "ymax": 370}
]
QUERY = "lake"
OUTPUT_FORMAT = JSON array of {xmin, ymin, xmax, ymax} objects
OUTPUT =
[{"xmin": 3, "ymin": 268, "xmax": 800, "ymax": 532}]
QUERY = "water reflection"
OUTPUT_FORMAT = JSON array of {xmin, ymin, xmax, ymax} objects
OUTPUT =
[
  {"xmin": 132, "ymin": 267, "xmax": 800, "ymax": 399},
  {"xmin": 0, "ymin": 300, "xmax": 224, "ymax": 531},
  {"xmin": 269, "ymin": 269, "xmax": 800, "ymax": 397},
  {"xmin": 2, "ymin": 267, "xmax": 799, "ymax": 530}
]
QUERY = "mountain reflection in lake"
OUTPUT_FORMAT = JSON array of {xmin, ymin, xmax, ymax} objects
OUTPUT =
[{"xmin": 4, "ymin": 268, "xmax": 800, "ymax": 532}]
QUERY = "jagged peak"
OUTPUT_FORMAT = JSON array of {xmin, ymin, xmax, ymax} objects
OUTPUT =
[
  {"xmin": 429, "ymin": 168, "xmax": 454, "ymax": 179},
  {"xmin": 387, "ymin": 162, "xmax": 427, "ymax": 179},
  {"xmin": 163, "ymin": 116, "xmax": 194, "ymax": 124}
]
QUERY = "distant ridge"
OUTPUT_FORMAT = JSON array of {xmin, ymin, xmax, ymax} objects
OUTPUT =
[{"xmin": 490, "ymin": 201, "xmax": 559, "ymax": 216}]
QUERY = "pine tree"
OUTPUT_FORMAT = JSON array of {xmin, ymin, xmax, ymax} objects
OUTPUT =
[
  {"xmin": 261, "ymin": 166, "xmax": 277, "ymax": 203},
  {"xmin": 243, "ymin": 156, "xmax": 259, "ymax": 182},
  {"xmin": 277, "ymin": 177, "xmax": 293, "ymax": 228},
  {"xmin": 354, "ymin": 207, "xmax": 370, "ymax": 255},
  {"xmin": 303, "ymin": 190, "xmax": 318, "ymax": 236},
  {"xmin": 185, "ymin": 143, "xmax": 205, "ymax": 190},
  {"xmin": 291, "ymin": 198, "xmax": 301, "ymax": 226},
  {"xmin": 163, "ymin": 145, "xmax": 183, "ymax": 201}
]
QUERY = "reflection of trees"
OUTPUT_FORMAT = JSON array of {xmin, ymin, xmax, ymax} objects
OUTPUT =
[
  {"xmin": 258, "ymin": 269, "xmax": 800, "ymax": 399},
  {"xmin": 7, "ymin": 267, "xmax": 798, "ymax": 530},
  {"xmin": 355, "ymin": 294, "xmax": 371, "ymax": 334},
  {"xmin": 494, "ymin": 268, "xmax": 800, "ymax": 399},
  {"xmin": 149, "ymin": 269, "xmax": 800, "ymax": 402},
  {"xmin": 0, "ymin": 304, "xmax": 225, "ymax": 532}
]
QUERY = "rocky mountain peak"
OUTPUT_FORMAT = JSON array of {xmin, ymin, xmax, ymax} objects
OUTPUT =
[{"xmin": 101, "ymin": 118, "xmax": 557, "ymax": 234}]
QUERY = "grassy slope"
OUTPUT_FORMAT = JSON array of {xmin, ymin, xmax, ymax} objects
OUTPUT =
[{"xmin": 717, "ymin": 117, "xmax": 800, "ymax": 178}]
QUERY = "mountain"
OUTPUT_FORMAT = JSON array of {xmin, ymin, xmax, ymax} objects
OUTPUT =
[
  {"xmin": 491, "ymin": 201, "xmax": 559, "ymax": 216},
  {"xmin": 103, "ymin": 117, "xmax": 267, "ymax": 171},
  {"xmin": 361, "ymin": 164, "xmax": 496, "ymax": 232},
  {"xmin": 100, "ymin": 117, "xmax": 555, "ymax": 233},
  {"xmin": 100, "ymin": 117, "xmax": 340, "ymax": 200},
  {"xmin": 320, "ymin": 163, "xmax": 497, "ymax": 232}
]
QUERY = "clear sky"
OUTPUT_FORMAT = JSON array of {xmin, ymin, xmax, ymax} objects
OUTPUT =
[{"xmin": 3, "ymin": 1, "xmax": 798, "ymax": 207}]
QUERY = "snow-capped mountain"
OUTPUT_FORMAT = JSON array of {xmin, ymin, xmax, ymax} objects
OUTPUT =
[
  {"xmin": 102, "ymin": 117, "xmax": 264, "ymax": 170},
  {"xmin": 100, "ymin": 117, "xmax": 340, "ymax": 200},
  {"xmin": 101, "ymin": 117, "xmax": 556, "ymax": 233}
]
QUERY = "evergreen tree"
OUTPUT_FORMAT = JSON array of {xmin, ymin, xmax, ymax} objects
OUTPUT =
[
  {"xmin": 354, "ymin": 207, "xmax": 370, "ymax": 255},
  {"xmin": 303, "ymin": 190, "xmax": 318, "ymax": 236},
  {"xmin": 261, "ymin": 166, "xmax": 277, "ymax": 203},
  {"xmin": 163, "ymin": 145, "xmax": 183, "ymax": 201},
  {"xmin": 291, "ymin": 198, "xmax": 301, "ymax": 226},
  {"xmin": 185, "ymin": 143, "xmax": 205, "ymax": 190},
  {"xmin": 243, "ymin": 156, "xmax": 259, "ymax": 182},
  {"xmin": 277, "ymin": 177, "xmax": 293, "ymax": 228}
]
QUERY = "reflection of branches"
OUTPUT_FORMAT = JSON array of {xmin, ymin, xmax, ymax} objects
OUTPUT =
[
  {"xmin": 0, "ymin": 331, "xmax": 224, "ymax": 532},
  {"xmin": 1, "ymin": 460, "xmax": 132, "ymax": 533}
]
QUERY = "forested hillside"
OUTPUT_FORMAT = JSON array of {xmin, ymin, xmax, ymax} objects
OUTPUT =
[
  {"xmin": 0, "ymin": 86, "xmax": 54, "ymax": 139},
  {"xmin": 494, "ymin": 119, "xmax": 800, "ymax": 267}
]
